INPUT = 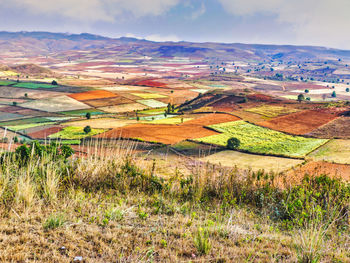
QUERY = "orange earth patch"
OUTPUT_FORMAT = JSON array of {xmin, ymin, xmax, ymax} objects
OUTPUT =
[
  {"xmin": 95, "ymin": 113, "xmax": 240, "ymax": 144},
  {"xmin": 285, "ymin": 161, "xmax": 350, "ymax": 183},
  {"xmin": 258, "ymin": 109, "xmax": 343, "ymax": 135},
  {"xmin": 69, "ymin": 90, "xmax": 118, "ymax": 101}
]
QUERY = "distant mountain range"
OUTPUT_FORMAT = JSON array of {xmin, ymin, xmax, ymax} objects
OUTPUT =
[{"xmin": 1, "ymin": 31, "xmax": 350, "ymax": 62}]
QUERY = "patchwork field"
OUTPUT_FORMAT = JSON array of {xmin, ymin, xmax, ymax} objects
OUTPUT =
[
  {"xmin": 69, "ymin": 90, "xmax": 117, "ymax": 101},
  {"xmin": 308, "ymin": 116, "xmax": 350, "ymax": 139},
  {"xmin": 27, "ymin": 126, "xmax": 63, "ymax": 139},
  {"xmin": 94, "ymin": 123, "xmax": 219, "ymax": 144},
  {"xmin": 200, "ymin": 150, "xmax": 304, "ymax": 172},
  {"xmin": 0, "ymin": 112, "xmax": 24, "ymax": 121},
  {"xmin": 307, "ymin": 139, "xmax": 350, "ymax": 164},
  {"xmin": 137, "ymin": 99, "xmax": 168, "ymax": 108},
  {"xmin": 194, "ymin": 120, "xmax": 328, "ymax": 158},
  {"xmin": 13, "ymin": 82, "xmax": 58, "ymax": 89},
  {"xmin": 131, "ymin": 93, "xmax": 167, "ymax": 99},
  {"xmin": 258, "ymin": 109, "xmax": 341, "ymax": 135},
  {"xmin": 83, "ymin": 97, "xmax": 134, "ymax": 107},
  {"xmin": 20, "ymin": 95, "xmax": 91, "ymax": 112},
  {"xmin": 49, "ymin": 126, "xmax": 106, "ymax": 139},
  {"xmin": 143, "ymin": 117, "xmax": 192, "ymax": 125},
  {"xmin": 5, "ymin": 122, "xmax": 55, "ymax": 132},
  {"xmin": 99, "ymin": 103, "xmax": 146, "ymax": 113},
  {"xmin": 64, "ymin": 118, "xmax": 137, "ymax": 129},
  {"xmin": 245, "ymin": 105, "xmax": 299, "ymax": 118}
]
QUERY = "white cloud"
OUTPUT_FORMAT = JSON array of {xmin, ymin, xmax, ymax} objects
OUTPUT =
[
  {"xmin": 191, "ymin": 2, "xmax": 206, "ymax": 20},
  {"xmin": 218, "ymin": 0, "xmax": 350, "ymax": 48},
  {"xmin": 1, "ymin": 0, "xmax": 181, "ymax": 22}
]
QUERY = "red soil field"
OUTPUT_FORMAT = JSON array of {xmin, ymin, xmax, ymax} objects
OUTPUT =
[
  {"xmin": 285, "ymin": 161, "xmax": 350, "ymax": 182},
  {"xmin": 258, "ymin": 109, "xmax": 343, "ymax": 135},
  {"xmin": 284, "ymin": 83, "xmax": 328, "ymax": 91},
  {"xmin": 134, "ymin": 80, "xmax": 168, "ymax": 88},
  {"xmin": 83, "ymin": 97, "xmax": 134, "ymax": 107},
  {"xmin": 209, "ymin": 95, "xmax": 245, "ymax": 111},
  {"xmin": 94, "ymin": 113, "xmax": 240, "ymax": 144},
  {"xmin": 69, "ymin": 90, "xmax": 118, "ymax": 101},
  {"xmin": 185, "ymin": 113, "xmax": 240, "ymax": 126},
  {"xmin": 27, "ymin": 126, "xmax": 62, "ymax": 139},
  {"xmin": 247, "ymin": 94, "xmax": 280, "ymax": 102}
]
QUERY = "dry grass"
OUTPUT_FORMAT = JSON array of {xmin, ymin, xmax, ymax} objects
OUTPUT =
[{"xmin": 0, "ymin": 140, "xmax": 347, "ymax": 262}]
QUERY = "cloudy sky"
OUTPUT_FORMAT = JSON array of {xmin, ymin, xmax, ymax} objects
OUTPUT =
[{"xmin": 0, "ymin": 0, "xmax": 349, "ymax": 49}]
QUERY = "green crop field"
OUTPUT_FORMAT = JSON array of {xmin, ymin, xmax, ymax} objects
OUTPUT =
[
  {"xmin": 48, "ymin": 126, "xmax": 106, "ymax": 140},
  {"xmin": 307, "ymin": 139, "xmax": 350, "ymax": 164},
  {"xmin": 13, "ymin": 82, "xmax": 57, "ymax": 89},
  {"xmin": 139, "ymin": 107, "xmax": 167, "ymax": 115},
  {"xmin": 131, "ymin": 93, "xmax": 167, "ymax": 99},
  {"xmin": 0, "ymin": 80, "xmax": 16, "ymax": 86},
  {"xmin": 6, "ymin": 122, "xmax": 55, "ymax": 132},
  {"xmin": 60, "ymin": 109, "xmax": 106, "ymax": 116},
  {"xmin": 245, "ymin": 105, "xmax": 299, "ymax": 118},
  {"xmin": 194, "ymin": 120, "xmax": 328, "ymax": 158},
  {"xmin": 0, "ymin": 117, "xmax": 52, "ymax": 126}
]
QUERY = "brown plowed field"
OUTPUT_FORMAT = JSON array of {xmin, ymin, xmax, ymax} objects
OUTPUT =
[
  {"xmin": 184, "ymin": 113, "xmax": 240, "ymax": 125},
  {"xmin": 95, "ymin": 113, "xmax": 240, "ymax": 144},
  {"xmin": 258, "ymin": 109, "xmax": 342, "ymax": 135},
  {"xmin": 83, "ymin": 97, "xmax": 134, "ymax": 107},
  {"xmin": 308, "ymin": 117, "xmax": 350, "ymax": 139},
  {"xmin": 27, "ymin": 126, "xmax": 63, "ymax": 139},
  {"xmin": 69, "ymin": 90, "xmax": 118, "ymax": 101},
  {"xmin": 285, "ymin": 161, "xmax": 350, "ymax": 182},
  {"xmin": 95, "ymin": 124, "xmax": 218, "ymax": 144}
]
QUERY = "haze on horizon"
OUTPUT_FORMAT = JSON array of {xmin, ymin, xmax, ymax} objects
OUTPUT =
[{"xmin": 0, "ymin": 0, "xmax": 349, "ymax": 50}]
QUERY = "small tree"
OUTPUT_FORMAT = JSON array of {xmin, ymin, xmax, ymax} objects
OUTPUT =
[
  {"xmin": 305, "ymin": 89, "xmax": 309, "ymax": 93},
  {"xmin": 331, "ymin": 91, "xmax": 337, "ymax": 98},
  {"xmin": 227, "ymin": 137, "xmax": 240, "ymax": 150},
  {"xmin": 86, "ymin": 112, "xmax": 91, "ymax": 119},
  {"xmin": 83, "ymin": 126, "xmax": 91, "ymax": 134},
  {"xmin": 297, "ymin": 94, "xmax": 305, "ymax": 103},
  {"xmin": 346, "ymin": 88, "xmax": 349, "ymax": 92},
  {"xmin": 13, "ymin": 101, "xmax": 17, "ymax": 106},
  {"xmin": 13, "ymin": 136, "xmax": 18, "ymax": 143},
  {"xmin": 24, "ymin": 93, "xmax": 28, "ymax": 98},
  {"xmin": 52, "ymin": 80, "xmax": 58, "ymax": 85}
]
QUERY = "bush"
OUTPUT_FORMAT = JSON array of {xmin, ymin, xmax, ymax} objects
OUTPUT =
[
  {"xmin": 86, "ymin": 112, "xmax": 91, "ymax": 119},
  {"xmin": 297, "ymin": 94, "xmax": 305, "ymax": 102},
  {"xmin": 193, "ymin": 227, "xmax": 211, "ymax": 255},
  {"xmin": 227, "ymin": 137, "xmax": 240, "ymax": 150},
  {"xmin": 51, "ymin": 80, "xmax": 58, "ymax": 85},
  {"xmin": 84, "ymin": 126, "xmax": 92, "ymax": 134}
]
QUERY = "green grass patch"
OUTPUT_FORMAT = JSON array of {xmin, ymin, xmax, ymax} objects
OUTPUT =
[
  {"xmin": 60, "ymin": 109, "xmax": 106, "ymax": 116},
  {"xmin": 0, "ymin": 80, "xmax": 16, "ymax": 86},
  {"xmin": 0, "ymin": 117, "xmax": 51, "ymax": 126},
  {"xmin": 48, "ymin": 126, "xmax": 106, "ymax": 140},
  {"xmin": 307, "ymin": 139, "xmax": 350, "ymax": 164},
  {"xmin": 194, "ymin": 120, "xmax": 328, "ymax": 158},
  {"xmin": 245, "ymin": 105, "xmax": 299, "ymax": 118},
  {"xmin": 13, "ymin": 82, "xmax": 57, "ymax": 89}
]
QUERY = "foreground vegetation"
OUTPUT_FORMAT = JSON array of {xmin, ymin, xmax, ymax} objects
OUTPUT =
[{"xmin": 0, "ymin": 140, "xmax": 348, "ymax": 262}]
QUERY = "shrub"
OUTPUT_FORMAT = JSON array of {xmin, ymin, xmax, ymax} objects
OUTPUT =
[
  {"xmin": 297, "ymin": 94, "xmax": 305, "ymax": 102},
  {"xmin": 51, "ymin": 80, "xmax": 58, "ymax": 85},
  {"xmin": 83, "ymin": 126, "xmax": 92, "ymax": 134},
  {"xmin": 227, "ymin": 137, "xmax": 240, "ymax": 150},
  {"xmin": 86, "ymin": 112, "xmax": 91, "ymax": 119}
]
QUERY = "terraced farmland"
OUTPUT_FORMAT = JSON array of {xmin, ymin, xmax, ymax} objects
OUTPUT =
[
  {"xmin": 195, "ymin": 120, "xmax": 328, "ymax": 158},
  {"xmin": 245, "ymin": 105, "xmax": 299, "ymax": 118}
]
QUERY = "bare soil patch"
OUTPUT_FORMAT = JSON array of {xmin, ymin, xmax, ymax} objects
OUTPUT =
[
  {"xmin": 308, "ymin": 116, "xmax": 350, "ymax": 139},
  {"xmin": 258, "ymin": 109, "xmax": 342, "ymax": 135},
  {"xmin": 69, "ymin": 90, "xmax": 118, "ymax": 101},
  {"xmin": 83, "ymin": 97, "xmax": 134, "ymax": 107}
]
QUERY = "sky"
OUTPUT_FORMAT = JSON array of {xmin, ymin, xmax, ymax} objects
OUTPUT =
[{"xmin": 0, "ymin": 0, "xmax": 349, "ymax": 49}]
